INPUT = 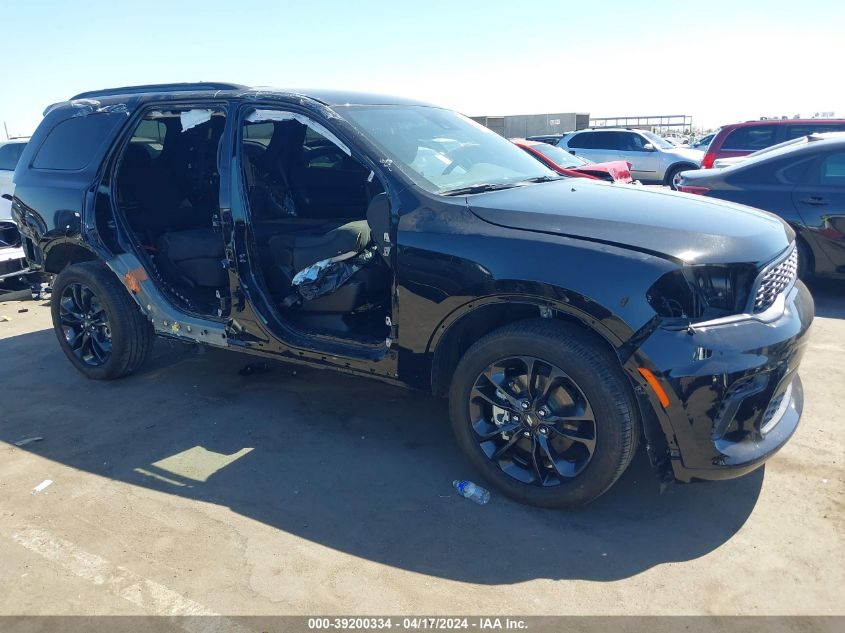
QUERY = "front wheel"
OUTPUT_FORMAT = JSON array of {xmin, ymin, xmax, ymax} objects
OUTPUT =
[
  {"xmin": 796, "ymin": 238, "xmax": 814, "ymax": 281},
  {"xmin": 448, "ymin": 320, "xmax": 639, "ymax": 507},
  {"xmin": 51, "ymin": 261, "xmax": 155, "ymax": 380},
  {"xmin": 667, "ymin": 163, "xmax": 695, "ymax": 190}
]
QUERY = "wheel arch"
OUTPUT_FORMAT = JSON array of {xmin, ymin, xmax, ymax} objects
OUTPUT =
[
  {"xmin": 664, "ymin": 161, "xmax": 699, "ymax": 185},
  {"xmin": 428, "ymin": 292, "xmax": 630, "ymax": 397},
  {"xmin": 793, "ymin": 229, "xmax": 815, "ymax": 277},
  {"xmin": 43, "ymin": 240, "xmax": 98, "ymax": 274}
]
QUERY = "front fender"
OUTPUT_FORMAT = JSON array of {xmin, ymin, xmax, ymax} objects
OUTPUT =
[
  {"xmin": 394, "ymin": 202, "xmax": 677, "ymax": 390},
  {"xmin": 397, "ymin": 215, "xmax": 676, "ymax": 349},
  {"xmin": 426, "ymin": 286, "xmax": 629, "ymax": 356}
]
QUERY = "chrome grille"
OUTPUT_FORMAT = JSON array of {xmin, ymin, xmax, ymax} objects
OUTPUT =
[{"xmin": 753, "ymin": 248, "xmax": 798, "ymax": 313}]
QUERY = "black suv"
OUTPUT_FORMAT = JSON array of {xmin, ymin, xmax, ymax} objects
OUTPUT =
[{"xmin": 12, "ymin": 83, "xmax": 813, "ymax": 507}]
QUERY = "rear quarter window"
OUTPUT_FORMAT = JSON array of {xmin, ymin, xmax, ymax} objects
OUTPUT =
[
  {"xmin": 32, "ymin": 114, "xmax": 124, "ymax": 170},
  {"xmin": 820, "ymin": 152, "xmax": 845, "ymax": 186},
  {"xmin": 727, "ymin": 155, "xmax": 815, "ymax": 186},
  {"xmin": 0, "ymin": 143, "xmax": 26, "ymax": 171},
  {"xmin": 722, "ymin": 125, "xmax": 779, "ymax": 151}
]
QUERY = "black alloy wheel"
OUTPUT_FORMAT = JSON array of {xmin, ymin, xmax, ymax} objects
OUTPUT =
[
  {"xmin": 59, "ymin": 282, "xmax": 113, "ymax": 366},
  {"xmin": 449, "ymin": 320, "xmax": 639, "ymax": 507},
  {"xmin": 51, "ymin": 261, "xmax": 154, "ymax": 380},
  {"xmin": 469, "ymin": 356, "xmax": 597, "ymax": 486}
]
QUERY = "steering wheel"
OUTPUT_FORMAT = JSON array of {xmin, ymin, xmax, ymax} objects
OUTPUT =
[{"xmin": 440, "ymin": 145, "xmax": 478, "ymax": 176}]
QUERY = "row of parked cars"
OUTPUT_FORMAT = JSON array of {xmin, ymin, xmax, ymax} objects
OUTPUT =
[{"xmin": 518, "ymin": 118, "xmax": 845, "ymax": 282}]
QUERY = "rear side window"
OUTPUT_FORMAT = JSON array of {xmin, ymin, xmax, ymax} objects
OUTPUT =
[
  {"xmin": 782, "ymin": 158, "xmax": 815, "ymax": 184},
  {"xmin": 729, "ymin": 156, "xmax": 815, "ymax": 186},
  {"xmin": 722, "ymin": 125, "xmax": 778, "ymax": 151},
  {"xmin": 568, "ymin": 132, "xmax": 619, "ymax": 149},
  {"xmin": 0, "ymin": 142, "xmax": 26, "ymax": 171},
  {"xmin": 786, "ymin": 124, "xmax": 845, "ymax": 140},
  {"xmin": 32, "ymin": 114, "xmax": 123, "ymax": 170}
]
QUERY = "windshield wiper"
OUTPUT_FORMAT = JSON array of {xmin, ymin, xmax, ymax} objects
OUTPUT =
[
  {"xmin": 519, "ymin": 175, "xmax": 565, "ymax": 183},
  {"xmin": 440, "ymin": 183, "xmax": 521, "ymax": 196}
]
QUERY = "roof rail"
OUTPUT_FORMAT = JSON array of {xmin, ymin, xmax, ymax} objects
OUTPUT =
[{"xmin": 70, "ymin": 82, "xmax": 247, "ymax": 100}]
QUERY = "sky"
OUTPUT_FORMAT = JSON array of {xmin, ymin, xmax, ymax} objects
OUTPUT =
[{"xmin": 2, "ymin": 0, "xmax": 843, "ymax": 138}]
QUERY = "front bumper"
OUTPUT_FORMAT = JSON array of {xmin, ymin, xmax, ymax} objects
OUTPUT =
[{"xmin": 631, "ymin": 281, "xmax": 814, "ymax": 482}]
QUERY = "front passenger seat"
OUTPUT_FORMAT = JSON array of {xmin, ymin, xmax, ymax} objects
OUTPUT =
[
  {"xmin": 268, "ymin": 220, "xmax": 371, "ymax": 272},
  {"xmin": 264, "ymin": 220, "xmax": 382, "ymax": 309}
]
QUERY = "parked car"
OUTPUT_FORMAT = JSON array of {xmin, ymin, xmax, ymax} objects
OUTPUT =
[
  {"xmin": 677, "ymin": 133, "xmax": 845, "ymax": 281},
  {"xmin": 701, "ymin": 119, "xmax": 845, "ymax": 168},
  {"xmin": 525, "ymin": 134, "xmax": 565, "ymax": 145},
  {"xmin": 711, "ymin": 133, "xmax": 845, "ymax": 169},
  {"xmin": 663, "ymin": 134, "xmax": 689, "ymax": 146},
  {"xmin": 13, "ymin": 83, "xmax": 812, "ymax": 508},
  {"xmin": 511, "ymin": 138, "xmax": 633, "ymax": 183},
  {"xmin": 691, "ymin": 133, "xmax": 715, "ymax": 151},
  {"xmin": 0, "ymin": 139, "xmax": 37, "ymax": 289},
  {"xmin": 557, "ymin": 128, "xmax": 703, "ymax": 188},
  {"xmin": 0, "ymin": 140, "xmax": 28, "ymax": 218}
]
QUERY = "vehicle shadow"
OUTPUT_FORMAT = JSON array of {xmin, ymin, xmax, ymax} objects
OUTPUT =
[
  {"xmin": 807, "ymin": 278, "xmax": 845, "ymax": 319},
  {"xmin": 1, "ymin": 325, "xmax": 765, "ymax": 585}
]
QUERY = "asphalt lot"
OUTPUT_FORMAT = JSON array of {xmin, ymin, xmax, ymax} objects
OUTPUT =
[{"xmin": 0, "ymin": 280, "xmax": 843, "ymax": 617}]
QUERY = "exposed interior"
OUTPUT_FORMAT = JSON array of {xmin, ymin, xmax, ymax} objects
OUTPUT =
[
  {"xmin": 114, "ymin": 107, "xmax": 391, "ymax": 341},
  {"xmin": 116, "ymin": 109, "xmax": 227, "ymax": 313}
]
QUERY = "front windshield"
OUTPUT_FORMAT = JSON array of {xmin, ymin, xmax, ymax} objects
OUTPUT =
[
  {"xmin": 641, "ymin": 131, "xmax": 675, "ymax": 150},
  {"xmin": 529, "ymin": 142, "xmax": 589, "ymax": 168},
  {"xmin": 337, "ymin": 105, "xmax": 557, "ymax": 194}
]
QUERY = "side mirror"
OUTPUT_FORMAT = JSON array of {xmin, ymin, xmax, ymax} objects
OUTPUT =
[
  {"xmin": 643, "ymin": 143, "xmax": 656, "ymax": 152},
  {"xmin": 568, "ymin": 150, "xmax": 576, "ymax": 155}
]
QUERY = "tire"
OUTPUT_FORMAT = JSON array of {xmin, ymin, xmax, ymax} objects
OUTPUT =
[
  {"xmin": 51, "ymin": 261, "xmax": 155, "ymax": 380},
  {"xmin": 666, "ymin": 163, "xmax": 695, "ymax": 190},
  {"xmin": 796, "ymin": 237, "xmax": 814, "ymax": 281},
  {"xmin": 448, "ymin": 319, "xmax": 639, "ymax": 508}
]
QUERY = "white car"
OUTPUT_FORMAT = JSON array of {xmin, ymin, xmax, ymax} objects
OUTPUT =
[
  {"xmin": 0, "ymin": 140, "xmax": 34, "ymax": 288},
  {"xmin": 0, "ymin": 140, "xmax": 27, "ymax": 220}
]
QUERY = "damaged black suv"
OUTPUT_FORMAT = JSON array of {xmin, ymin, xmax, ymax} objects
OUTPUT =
[{"xmin": 13, "ymin": 83, "xmax": 813, "ymax": 507}]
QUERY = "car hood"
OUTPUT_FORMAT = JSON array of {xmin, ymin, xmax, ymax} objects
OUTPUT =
[
  {"xmin": 665, "ymin": 146, "xmax": 705, "ymax": 163},
  {"xmin": 466, "ymin": 179, "xmax": 792, "ymax": 264},
  {"xmin": 570, "ymin": 160, "xmax": 633, "ymax": 183}
]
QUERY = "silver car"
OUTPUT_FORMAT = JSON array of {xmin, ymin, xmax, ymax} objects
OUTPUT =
[
  {"xmin": 558, "ymin": 128, "xmax": 703, "ymax": 189},
  {"xmin": 0, "ymin": 139, "xmax": 36, "ymax": 289}
]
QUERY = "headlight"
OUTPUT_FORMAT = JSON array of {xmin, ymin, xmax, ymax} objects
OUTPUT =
[{"xmin": 647, "ymin": 264, "xmax": 757, "ymax": 321}]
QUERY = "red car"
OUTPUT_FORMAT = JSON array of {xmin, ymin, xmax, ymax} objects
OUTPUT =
[
  {"xmin": 511, "ymin": 138, "xmax": 633, "ymax": 183},
  {"xmin": 702, "ymin": 119, "xmax": 845, "ymax": 168}
]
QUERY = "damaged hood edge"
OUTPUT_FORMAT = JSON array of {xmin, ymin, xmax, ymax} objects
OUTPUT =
[{"xmin": 465, "ymin": 179, "xmax": 793, "ymax": 266}]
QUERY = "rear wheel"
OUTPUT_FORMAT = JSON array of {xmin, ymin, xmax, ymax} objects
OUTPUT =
[
  {"xmin": 51, "ymin": 261, "xmax": 154, "ymax": 380},
  {"xmin": 449, "ymin": 320, "xmax": 639, "ymax": 507}
]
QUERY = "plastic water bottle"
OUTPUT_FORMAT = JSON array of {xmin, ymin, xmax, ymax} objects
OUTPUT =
[{"xmin": 453, "ymin": 480, "xmax": 491, "ymax": 505}]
